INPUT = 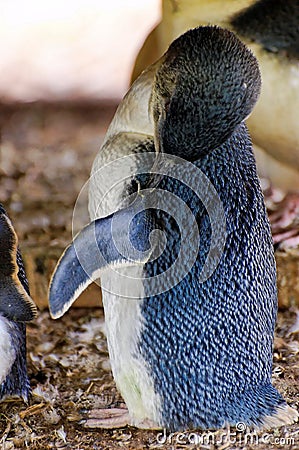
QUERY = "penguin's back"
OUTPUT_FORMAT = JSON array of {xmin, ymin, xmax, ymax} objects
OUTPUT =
[{"xmin": 138, "ymin": 123, "xmax": 279, "ymax": 429}]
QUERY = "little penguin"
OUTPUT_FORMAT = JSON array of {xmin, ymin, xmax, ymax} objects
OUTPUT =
[
  {"xmin": 0, "ymin": 204, "xmax": 37, "ymax": 401},
  {"xmin": 49, "ymin": 26, "xmax": 298, "ymax": 431},
  {"xmin": 132, "ymin": 0, "xmax": 299, "ymax": 246}
]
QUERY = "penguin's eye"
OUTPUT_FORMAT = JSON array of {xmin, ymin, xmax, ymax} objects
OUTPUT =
[{"xmin": 153, "ymin": 105, "xmax": 161, "ymax": 122}]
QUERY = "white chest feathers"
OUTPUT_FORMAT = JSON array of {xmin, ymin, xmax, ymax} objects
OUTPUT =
[
  {"xmin": 100, "ymin": 265, "xmax": 162, "ymax": 427},
  {"xmin": 0, "ymin": 315, "xmax": 17, "ymax": 384}
]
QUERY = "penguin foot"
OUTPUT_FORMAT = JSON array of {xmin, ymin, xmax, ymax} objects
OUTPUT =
[
  {"xmin": 268, "ymin": 193, "xmax": 299, "ymax": 248},
  {"xmin": 0, "ymin": 386, "xmax": 30, "ymax": 403},
  {"xmin": 79, "ymin": 407, "xmax": 130, "ymax": 429},
  {"xmin": 261, "ymin": 404, "xmax": 298, "ymax": 430},
  {"xmin": 272, "ymin": 230, "xmax": 299, "ymax": 249}
]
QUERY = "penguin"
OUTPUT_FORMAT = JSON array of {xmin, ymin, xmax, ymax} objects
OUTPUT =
[
  {"xmin": 132, "ymin": 0, "xmax": 299, "ymax": 246},
  {"xmin": 49, "ymin": 26, "xmax": 298, "ymax": 431},
  {"xmin": 0, "ymin": 204, "xmax": 37, "ymax": 401}
]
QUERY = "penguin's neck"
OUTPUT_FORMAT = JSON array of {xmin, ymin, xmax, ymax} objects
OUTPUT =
[
  {"xmin": 103, "ymin": 64, "xmax": 156, "ymax": 145},
  {"xmin": 197, "ymin": 122, "xmax": 266, "ymax": 229}
]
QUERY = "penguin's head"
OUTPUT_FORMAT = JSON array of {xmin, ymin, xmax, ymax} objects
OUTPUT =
[{"xmin": 150, "ymin": 26, "xmax": 261, "ymax": 161}]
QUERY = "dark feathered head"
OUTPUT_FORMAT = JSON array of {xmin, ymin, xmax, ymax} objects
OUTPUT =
[{"xmin": 151, "ymin": 26, "xmax": 261, "ymax": 161}]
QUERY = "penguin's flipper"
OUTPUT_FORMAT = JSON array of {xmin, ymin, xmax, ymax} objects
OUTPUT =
[
  {"xmin": 0, "ymin": 209, "xmax": 37, "ymax": 322},
  {"xmin": 231, "ymin": 0, "xmax": 299, "ymax": 58},
  {"xmin": 0, "ymin": 275, "xmax": 37, "ymax": 322},
  {"xmin": 49, "ymin": 201, "xmax": 154, "ymax": 319}
]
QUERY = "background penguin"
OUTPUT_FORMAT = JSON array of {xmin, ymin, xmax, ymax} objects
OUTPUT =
[
  {"xmin": 49, "ymin": 26, "xmax": 298, "ymax": 430},
  {"xmin": 132, "ymin": 0, "xmax": 299, "ymax": 247},
  {"xmin": 0, "ymin": 204, "xmax": 37, "ymax": 401}
]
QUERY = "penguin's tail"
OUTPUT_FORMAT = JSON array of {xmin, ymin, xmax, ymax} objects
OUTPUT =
[
  {"xmin": 223, "ymin": 384, "xmax": 298, "ymax": 429},
  {"xmin": 261, "ymin": 404, "xmax": 299, "ymax": 429}
]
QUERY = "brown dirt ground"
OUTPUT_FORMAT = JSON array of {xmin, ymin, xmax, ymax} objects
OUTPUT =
[{"xmin": 0, "ymin": 104, "xmax": 298, "ymax": 449}]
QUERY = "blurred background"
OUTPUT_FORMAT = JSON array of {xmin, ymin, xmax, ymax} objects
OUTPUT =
[
  {"xmin": 0, "ymin": 0, "xmax": 160, "ymax": 102},
  {"xmin": 0, "ymin": 0, "xmax": 160, "ymax": 307}
]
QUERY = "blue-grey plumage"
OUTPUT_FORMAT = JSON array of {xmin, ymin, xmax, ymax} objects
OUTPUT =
[
  {"xmin": 140, "ymin": 125, "xmax": 285, "ymax": 430},
  {"xmin": 49, "ymin": 202, "xmax": 156, "ymax": 319},
  {"xmin": 0, "ymin": 204, "xmax": 37, "ymax": 401},
  {"xmin": 49, "ymin": 26, "xmax": 298, "ymax": 430}
]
